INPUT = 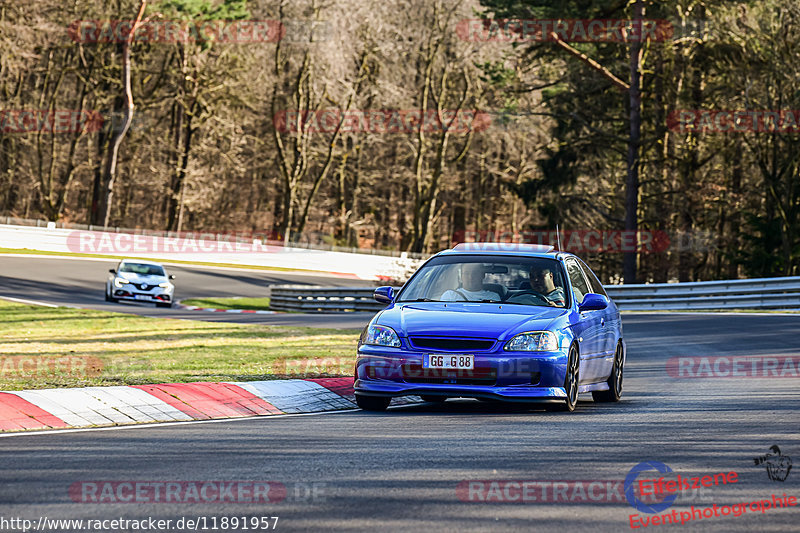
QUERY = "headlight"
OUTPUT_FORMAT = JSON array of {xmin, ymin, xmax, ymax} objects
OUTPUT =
[
  {"xmin": 363, "ymin": 325, "xmax": 402, "ymax": 347},
  {"xmin": 158, "ymin": 282, "xmax": 171, "ymax": 288},
  {"xmin": 504, "ymin": 331, "xmax": 559, "ymax": 351},
  {"xmin": 114, "ymin": 277, "xmax": 130, "ymax": 288}
]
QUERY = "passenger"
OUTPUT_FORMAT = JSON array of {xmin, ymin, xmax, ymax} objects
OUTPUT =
[{"xmin": 441, "ymin": 263, "xmax": 501, "ymax": 302}]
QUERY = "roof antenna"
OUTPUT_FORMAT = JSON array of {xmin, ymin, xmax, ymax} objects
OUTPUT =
[{"xmin": 556, "ymin": 223, "xmax": 562, "ymax": 251}]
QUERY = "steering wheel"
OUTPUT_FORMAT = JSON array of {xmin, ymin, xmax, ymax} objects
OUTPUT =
[{"xmin": 505, "ymin": 290, "xmax": 551, "ymax": 305}]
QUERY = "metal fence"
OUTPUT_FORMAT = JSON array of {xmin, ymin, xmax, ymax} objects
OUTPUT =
[
  {"xmin": 604, "ymin": 277, "xmax": 800, "ymax": 311},
  {"xmin": 269, "ymin": 286, "xmax": 389, "ymax": 313},
  {"xmin": 269, "ymin": 277, "xmax": 800, "ymax": 313}
]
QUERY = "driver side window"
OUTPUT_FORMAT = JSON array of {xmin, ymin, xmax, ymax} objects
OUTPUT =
[{"xmin": 565, "ymin": 259, "xmax": 590, "ymax": 304}]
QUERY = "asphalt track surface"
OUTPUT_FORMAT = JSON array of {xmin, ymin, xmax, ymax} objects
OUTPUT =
[
  {"xmin": 0, "ymin": 254, "xmax": 374, "ymax": 328},
  {"xmin": 0, "ymin": 255, "xmax": 798, "ymax": 531}
]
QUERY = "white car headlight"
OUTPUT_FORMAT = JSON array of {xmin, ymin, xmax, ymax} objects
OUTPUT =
[
  {"xmin": 114, "ymin": 277, "xmax": 130, "ymax": 288},
  {"xmin": 504, "ymin": 331, "xmax": 559, "ymax": 352},
  {"xmin": 158, "ymin": 282, "xmax": 171, "ymax": 288},
  {"xmin": 363, "ymin": 325, "xmax": 402, "ymax": 347}
]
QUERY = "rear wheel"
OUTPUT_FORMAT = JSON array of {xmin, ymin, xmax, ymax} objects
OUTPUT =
[
  {"xmin": 355, "ymin": 394, "xmax": 390, "ymax": 412},
  {"xmin": 420, "ymin": 395, "xmax": 446, "ymax": 403},
  {"xmin": 546, "ymin": 344, "xmax": 579, "ymax": 412},
  {"xmin": 593, "ymin": 342, "xmax": 623, "ymax": 403}
]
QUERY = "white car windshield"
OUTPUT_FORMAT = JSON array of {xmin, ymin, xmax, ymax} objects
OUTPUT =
[
  {"xmin": 397, "ymin": 255, "xmax": 568, "ymax": 308},
  {"xmin": 119, "ymin": 263, "xmax": 165, "ymax": 276}
]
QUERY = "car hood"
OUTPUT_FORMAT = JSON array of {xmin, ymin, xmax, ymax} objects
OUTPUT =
[
  {"xmin": 378, "ymin": 302, "xmax": 568, "ymax": 340},
  {"xmin": 117, "ymin": 272, "xmax": 168, "ymax": 284}
]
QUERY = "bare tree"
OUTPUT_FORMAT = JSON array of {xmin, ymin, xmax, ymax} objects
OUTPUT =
[{"xmin": 99, "ymin": 0, "xmax": 147, "ymax": 229}]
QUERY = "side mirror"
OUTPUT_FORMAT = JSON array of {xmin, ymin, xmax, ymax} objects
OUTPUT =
[
  {"xmin": 109, "ymin": 269, "xmax": 116, "ymax": 274},
  {"xmin": 373, "ymin": 286, "xmax": 394, "ymax": 304},
  {"xmin": 579, "ymin": 293, "xmax": 608, "ymax": 312},
  {"xmin": 169, "ymin": 275, "xmax": 176, "ymax": 280}
]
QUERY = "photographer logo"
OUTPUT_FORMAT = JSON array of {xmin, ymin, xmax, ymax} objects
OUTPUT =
[{"xmin": 754, "ymin": 446, "xmax": 792, "ymax": 482}]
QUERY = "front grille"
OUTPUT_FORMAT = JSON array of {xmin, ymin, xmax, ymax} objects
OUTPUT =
[
  {"xmin": 409, "ymin": 337, "xmax": 495, "ymax": 351},
  {"xmin": 132, "ymin": 283, "xmax": 155, "ymax": 291},
  {"xmin": 401, "ymin": 364, "xmax": 497, "ymax": 386}
]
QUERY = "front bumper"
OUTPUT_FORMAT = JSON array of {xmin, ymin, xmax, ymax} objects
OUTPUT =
[
  {"xmin": 355, "ymin": 345, "xmax": 569, "ymax": 401},
  {"xmin": 113, "ymin": 288, "xmax": 173, "ymax": 303}
]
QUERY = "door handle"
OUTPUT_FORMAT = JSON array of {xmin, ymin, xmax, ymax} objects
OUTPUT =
[{"xmin": 601, "ymin": 318, "xmax": 605, "ymax": 327}]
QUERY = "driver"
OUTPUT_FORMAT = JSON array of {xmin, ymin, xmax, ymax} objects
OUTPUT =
[
  {"xmin": 529, "ymin": 267, "xmax": 566, "ymax": 307},
  {"xmin": 441, "ymin": 263, "xmax": 501, "ymax": 302}
]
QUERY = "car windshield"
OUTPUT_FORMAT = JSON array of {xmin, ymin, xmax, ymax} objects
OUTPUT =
[
  {"xmin": 119, "ymin": 263, "xmax": 165, "ymax": 276},
  {"xmin": 397, "ymin": 255, "xmax": 568, "ymax": 308}
]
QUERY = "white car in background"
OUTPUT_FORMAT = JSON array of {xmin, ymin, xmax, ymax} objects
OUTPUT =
[{"xmin": 105, "ymin": 260, "xmax": 175, "ymax": 308}]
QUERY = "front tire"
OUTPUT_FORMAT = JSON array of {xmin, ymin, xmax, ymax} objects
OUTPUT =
[
  {"xmin": 156, "ymin": 302, "xmax": 173, "ymax": 308},
  {"xmin": 546, "ymin": 343, "xmax": 580, "ymax": 412},
  {"xmin": 355, "ymin": 394, "xmax": 390, "ymax": 412},
  {"xmin": 593, "ymin": 342, "xmax": 623, "ymax": 402}
]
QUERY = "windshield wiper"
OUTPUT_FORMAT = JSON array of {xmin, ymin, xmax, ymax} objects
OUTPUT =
[{"xmin": 401, "ymin": 298, "xmax": 438, "ymax": 302}]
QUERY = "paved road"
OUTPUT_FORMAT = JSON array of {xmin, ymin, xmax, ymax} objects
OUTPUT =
[
  {"xmin": 0, "ymin": 313, "xmax": 798, "ymax": 532},
  {"xmin": 0, "ymin": 254, "xmax": 374, "ymax": 327}
]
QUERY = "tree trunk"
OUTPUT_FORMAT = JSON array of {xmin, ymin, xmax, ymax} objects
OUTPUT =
[
  {"xmin": 100, "ymin": 1, "xmax": 147, "ymax": 229},
  {"xmin": 623, "ymin": 0, "xmax": 643, "ymax": 284},
  {"xmin": 171, "ymin": 106, "xmax": 195, "ymax": 232}
]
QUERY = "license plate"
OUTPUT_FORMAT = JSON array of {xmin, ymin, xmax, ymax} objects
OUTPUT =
[
  {"xmin": 134, "ymin": 294, "xmax": 151, "ymax": 300},
  {"xmin": 423, "ymin": 354, "xmax": 474, "ymax": 370}
]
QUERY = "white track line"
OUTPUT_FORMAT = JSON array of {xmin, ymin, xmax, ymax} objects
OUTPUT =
[
  {"xmin": 0, "ymin": 408, "xmax": 365, "ymax": 438},
  {"xmin": 0, "ymin": 295, "xmax": 66, "ymax": 308}
]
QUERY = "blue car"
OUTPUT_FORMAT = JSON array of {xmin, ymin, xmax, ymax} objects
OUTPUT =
[{"xmin": 354, "ymin": 243, "xmax": 625, "ymax": 412}]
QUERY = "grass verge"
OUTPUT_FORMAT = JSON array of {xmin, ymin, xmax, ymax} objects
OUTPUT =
[
  {"xmin": 180, "ymin": 297, "xmax": 271, "ymax": 311},
  {"xmin": 0, "ymin": 300, "xmax": 360, "ymax": 391}
]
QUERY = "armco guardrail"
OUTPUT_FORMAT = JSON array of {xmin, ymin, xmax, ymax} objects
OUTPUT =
[
  {"xmin": 604, "ymin": 277, "xmax": 800, "ymax": 310},
  {"xmin": 269, "ymin": 286, "xmax": 391, "ymax": 312},
  {"xmin": 269, "ymin": 277, "xmax": 800, "ymax": 313}
]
